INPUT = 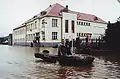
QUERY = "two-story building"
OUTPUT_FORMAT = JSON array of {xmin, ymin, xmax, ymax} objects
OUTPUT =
[{"xmin": 13, "ymin": 3, "xmax": 107, "ymax": 46}]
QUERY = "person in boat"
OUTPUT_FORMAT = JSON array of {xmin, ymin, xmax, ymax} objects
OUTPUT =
[
  {"xmin": 65, "ymin": 39, "xmax": 72, "ymax": 55},
  {"xmin": 58, "ymin": 39, "xmax": 67, "ymax": 57},
  {"xmin": 84, "ymin": 36, "xmax": 91, "ymax": 54},
  {"xmin": 75, "ymin": 37, "xmax": 81, "ymax": 50},
  {"xmin": 30, "ymin": 42, "xmax": 33, "ymax": 47}
]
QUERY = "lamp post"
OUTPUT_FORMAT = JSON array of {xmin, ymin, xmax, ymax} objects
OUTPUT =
[
  {"xmin": 24, "ymin": 23, "xmax": 27, "ymax": 46},
  {"xmin": 42, "ymin": 20, "xmax": 47, "ymax": 46},
  {"xmin": 69, "ymin": 34, "xmax": 74, "ymax": 53}
]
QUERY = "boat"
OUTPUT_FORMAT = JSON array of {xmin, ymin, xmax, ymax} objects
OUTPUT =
[
  {"xmin": 34, "ymin": 53, "xmax": 58, "ymax": 63},
  {"xmin": 52, "ymin": 45, "xmax": 58, "ymax": 48},
  {"xmin": 34, "ymin": 50, "xmax": 95, "ymax": 66},
  {"xmin": 35, "ymin": 50, "xmax": 58, "ymax": 63},
  {"xmin": 59, "ymin": 54, "xmax": 94, "ymax": 66}
]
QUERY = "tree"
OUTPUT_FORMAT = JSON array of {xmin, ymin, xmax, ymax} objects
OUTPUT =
[{"xmin": 104, "ymin": 21, "xmax": 120, "ymax": 51}]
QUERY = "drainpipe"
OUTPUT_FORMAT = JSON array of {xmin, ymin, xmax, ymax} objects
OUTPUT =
[
  {"xmin": 25, "ymin": 23, "xmax": 27, "ymax": 46},
  {"xmin": 38, "ymin": 18, "xmax": 40, "ymax": 46},
  {"xmin": 61, "ymin": 17, "xmax": 63, "ymax": 42}
]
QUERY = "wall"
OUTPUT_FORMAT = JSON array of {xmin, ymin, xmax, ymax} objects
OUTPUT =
[
  {"xmin": 76, "ymin": 20, "xmax": 107, "ymax": 39},
  {"xmin": 13, "ymin": 26, "xmax": 26, "ymax": 45},
  {"xmin": 8, "ymin": 34, "xmax": 12, "ymax": 45},
  {"xmin": 13, "ymin": 13, "xmax": 107, "ymax": 46},
  {"xmin": 26, "ymin": 19, "xmax": 39, "ymax": 43},
  {"xmin": 39, "ymin": 17, "xmax": 62, "ymax": 43},
  {"xmin": 62, "ymin": 12, "xmax": 77, "ymax": 40}
]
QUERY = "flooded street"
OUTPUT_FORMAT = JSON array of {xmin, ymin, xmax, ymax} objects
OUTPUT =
[{"xmin": 0, "ymin": 45, "xmax": 120, "ymax": 79}]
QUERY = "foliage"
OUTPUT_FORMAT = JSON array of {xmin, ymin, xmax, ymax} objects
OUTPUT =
[{"xmin": 104, "ymin": 21, "xmax": 120, "ymax": 50}]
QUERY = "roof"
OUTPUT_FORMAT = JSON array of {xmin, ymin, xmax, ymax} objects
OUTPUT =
[
  {"xmin": 25, "ymin": 3, "xmax": 107, "ymax": 23},
  {"xmin": 45, "ymin": 3, "xmax": 106, "ymax": 23},
  {"xmin": 45, "ymin": 3, "xmax": 64, "ymax": 16}
]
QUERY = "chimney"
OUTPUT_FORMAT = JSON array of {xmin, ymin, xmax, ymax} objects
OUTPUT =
[
  {"xmin": 49, "ymin": 5, "xmax": 52, "ymax": 7},
  {"xmin": 94, "ymin": 16, "xmax": 98, "ymax": 20},
  {"xmin": 66, "ymin": 5, "xmax": 68, "ymax": 9},
  {"xmin": 108, "ymin": 21, "xmax": 110, "ymax": 24},
  {"xmin": 60, "ymin": 5, "xmax": 69, "ymax": 12},
  {"xmin": 65, "ymin": 5, "xmax": 68, "ymax": 12}
]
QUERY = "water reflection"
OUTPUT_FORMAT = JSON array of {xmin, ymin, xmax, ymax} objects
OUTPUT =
[
  {"xmin": 0, "ymin": 45, "xmax": 120, "ymax": 79},
  {"xmin": 34, "ymin": 47, "xmax": 40, "ymax": 53},
  {"xmin": 91, "ymin": 57, "xmax": 120, "ymax": 79},
  {"xmin": 57, "ymin": 66, "xmax": 93, "ymax": 79}
]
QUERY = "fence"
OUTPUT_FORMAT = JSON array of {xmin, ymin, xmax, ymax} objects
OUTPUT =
[{"xmin": 70, "ymin": 38, "xmax": 106, "ymax": 50}]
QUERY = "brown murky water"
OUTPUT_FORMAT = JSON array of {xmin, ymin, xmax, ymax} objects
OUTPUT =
[{"xmin": 0, "ymin": 45, "xmax": 120, "ymax": 79}]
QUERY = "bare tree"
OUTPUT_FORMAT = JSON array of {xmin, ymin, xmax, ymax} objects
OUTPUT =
[
  {"xmin": 117, "ymin": 16, "xmax": 120, "ymax": 21},
  {"xmin": 117, "ymin": 0, "xmax": 120, "ymax": 3}
]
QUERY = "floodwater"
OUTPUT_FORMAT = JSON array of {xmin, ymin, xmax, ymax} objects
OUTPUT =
[{"xmin": 0, "ymin": 45, "xmax": 120, "ymax": 79}]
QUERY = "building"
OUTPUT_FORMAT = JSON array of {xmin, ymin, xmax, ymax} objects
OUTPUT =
[
  {"xmin": 13, "ymin": 3, "xmax": 107, "ymax": 46},
  {"xmin": 0, "ymin": 36, "xmax": 8, "ymax": 44},
  {"xmin": 8, "ymin": 34, "xmax": 12, "ymax": 45}
]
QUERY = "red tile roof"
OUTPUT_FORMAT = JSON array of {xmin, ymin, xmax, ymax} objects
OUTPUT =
[
  {"xmin": 45, "ymin": 3, "xmax": 64, "ymax": 16},
  {"xmin": 44, "ymin": 3, "xmax": 106, "ymax": 23}
]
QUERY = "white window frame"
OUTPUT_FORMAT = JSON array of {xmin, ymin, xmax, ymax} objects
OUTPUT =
[
  {"xmin": 52, "ymin": 32, "xmax": 57, "ymax": 40},
  {"xmin": 52, "ymin": 19, "xmax": 57, "ymax": 27}
]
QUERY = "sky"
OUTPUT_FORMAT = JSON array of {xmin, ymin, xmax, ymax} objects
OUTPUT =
[{"xmin": 0, "ymin": 0, "xmax": 120, "ymax": 36}]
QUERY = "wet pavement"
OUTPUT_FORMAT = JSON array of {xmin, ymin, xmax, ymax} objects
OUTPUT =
[{"xmin": 0, "ymin": 45, "xmax": 120, "ymax": 79}]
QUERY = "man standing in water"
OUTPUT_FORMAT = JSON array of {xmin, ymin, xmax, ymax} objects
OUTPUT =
[{"xmin": 58, "ymin": 39, "xmax": 67, "ymax": 57}]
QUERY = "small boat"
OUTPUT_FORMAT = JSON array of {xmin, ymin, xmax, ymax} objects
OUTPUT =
[
  {"xmin": 35, "ymin": 53, "xmax": 58, "ymax": 63},
  {"xmin": 35, "ymin": 50, "xmax": 58, "ymax": 63},
  {"xmin": 52, "ymin": 45, "xmax": 58, "ymax": 48},
  {"xmin": 59, "ymin": 54, "xmax": 94, "ymax": 66},
  {"xmin": 34, "ymin": 50, "xmax": 95, "ymax": 66}
]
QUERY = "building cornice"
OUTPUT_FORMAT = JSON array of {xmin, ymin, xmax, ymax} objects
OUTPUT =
[
  {"xmin": 78, "ymin": 19, "xmax": 107, "ymax": 24},
  {"xmin": 13, "ymin": 25, "xmax": 26, "ymax": 31}
]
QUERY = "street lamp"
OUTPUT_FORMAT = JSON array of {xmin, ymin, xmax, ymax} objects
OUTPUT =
[{"xmin": 41, "ymin": 20, "xmax": 47, "ymax": 46}]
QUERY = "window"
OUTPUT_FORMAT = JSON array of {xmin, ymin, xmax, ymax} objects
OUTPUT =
[
  {"xmin": 33, "ymin": 34, "xmax": 35, "ymax": 40},
  {"xmin": 79, "ymin": 33, "xmax": 80, "ymax": 36},
  {"xmin": 81, "ymin": 22, "xmax": 83, "ymax": 25},
  {"xmin": 28, "ymin": 34, "xmax": 29, "ymax": 41},
  {"xmin": 30, "ymin": 24, "xmax": 33, "ymax": 31},
  {"xmin": 65, "ymin": 20, "xmax": 68, "ymax": 33},
  {"xmin": 77, "ymin": 21, "xmax": 90, "ymax": 26},
  {"xmin": 86, "ymin": 23, "xmax": 89, "ymax": 26},
  {"xmin": 35, "ymin": 21, "xmax": 37, "ymax": 29},
  {"xmin": 32, "ymin": 23, "xmax": 34, "ymax": 30},
  {"xmin": 84, "ymin": 22, "xmax": 86, "ymax": 25},
  {"xmin": 88, "ymin": 23, "xmax": 90, "ymax": 26},
  {"xmin": 52, "ymin": 19, "xmax": 57, "ymax": 27},
  {"xmin": 77, "ymin": 33, "xmax": 79, "ymax": 36},
  {"xmin": 42, "ymin": 19, "xmax": 45, "ymax": 28},
  {"xmin": 52, "ymin": 32, "xmax": 57, "ymax": 40},
  {"xmin": 77, "ymin": 21, "xmax": 79, "ymax": 25},
  {"xmin": 31, "ymin": 34, "xmax": 33, "ymax": 40},
  {"xmin": 72, "ymin": 20, "xmax": 75, "ymax": 33},
  {"xmin": 42, "ymin": 32, "xmax": 45, "ymax": 40},
  {"xmin": 26, "ymin": 35, "xmax": 28, "ymax": 41},
  {"xmin": 85, "ymin": 22, "xmax": 90, "ymax": 26},
  {"xmin": 28, "ymin": 24, "xmax": 30, "ymax": 31}
]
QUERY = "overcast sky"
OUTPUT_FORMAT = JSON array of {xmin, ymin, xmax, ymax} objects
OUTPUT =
[{"xmin": 0, "ymin": 0, "xmax": 120, "ymax": 36}]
